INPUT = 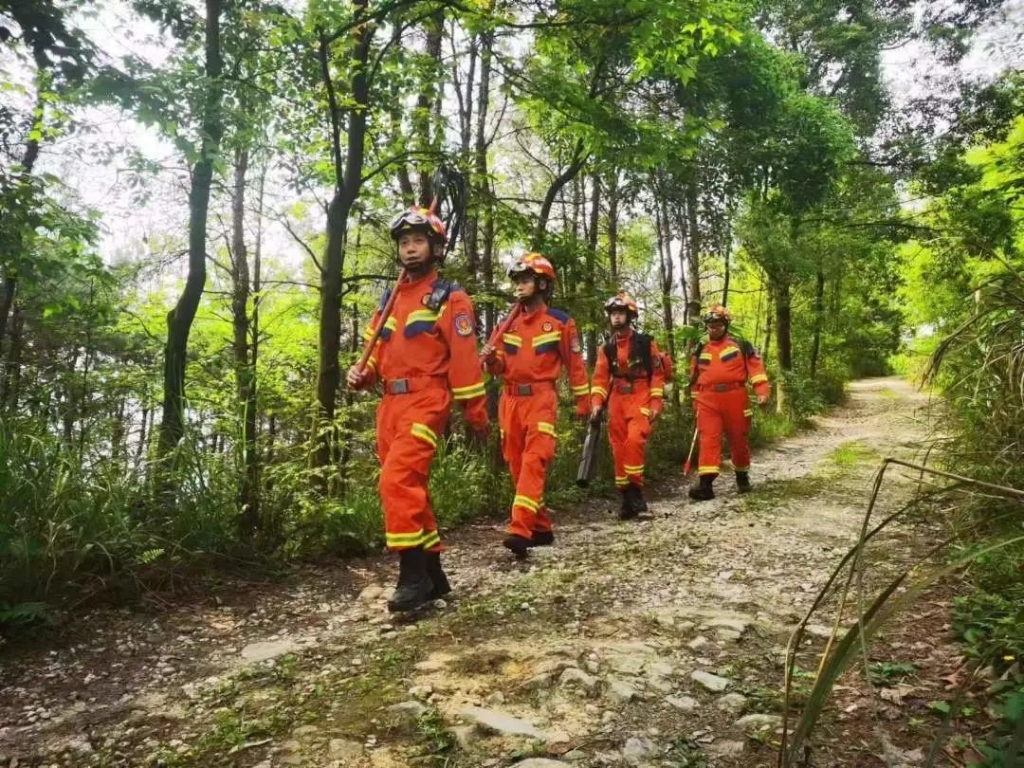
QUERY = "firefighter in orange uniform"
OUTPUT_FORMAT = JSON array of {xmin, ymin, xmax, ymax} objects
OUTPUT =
[
  {"xmin": 481, "ymin": 253, "xmax": 590, "ymax": 558},
  {"xmin": 589, "ymin": 293, "xmax": 666, "ymax": 519},
  {"xmin": 347, "ymin": 206, "xmax": 489, "ymax": 612},
  {"xmin": 687, "ymin": 304, "xmax": 770, "ymax": 501}
]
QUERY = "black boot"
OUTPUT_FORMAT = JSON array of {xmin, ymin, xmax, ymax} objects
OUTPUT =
[
  {"xmin": 619, "ymin": 489, "xmax": 633, "ymax": 518},
  {"xmin": 388, "ymin": 548, "xmax": 434, "ymax": 613},
  {"xmin": 503, "ymin": 534, "xmax": 531, "ymax": 559},
  {"xmin": 426, "ymin": 550, "xmax": 451, "ymax": 599},
  {"xmin": 688, "ymin": 475, "xmax": 715, "ymax": 502},
  {"xmin": 736, "ymin": 471, "xmax": 752, "ymax": 494},
  {"xmin": 619, "ymin": 486, "xmax": 639, "ymax": 520},
  {"xmin": 531, "ymin": 530, "xmax": 555, "ymax": 547},
  {"xmin": 630, "ymin": 483, "xmax": 648, "ymax": 513}
]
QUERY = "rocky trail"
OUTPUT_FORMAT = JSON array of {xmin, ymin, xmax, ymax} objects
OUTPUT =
[{"xmin": 2, "ymin": 376, "xmax": 963, "ymax": 768}]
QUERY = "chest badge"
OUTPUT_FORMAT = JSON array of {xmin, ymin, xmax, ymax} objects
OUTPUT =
[
  {"xmin": 420, "ymin": 294, "xmax": 432, "ymax": 306},
  {"xmin": 542, "ymin": 321, "xmax": 553, "ymax": 332}
]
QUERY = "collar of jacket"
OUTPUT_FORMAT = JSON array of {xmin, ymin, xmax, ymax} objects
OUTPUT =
[
  {"xmin": 399, "ymin": 268, "xmax": 439, "ymax": 291},
  {"xmin": 519, "ymin": 300, "xmax": 548, "ymax": 320}
]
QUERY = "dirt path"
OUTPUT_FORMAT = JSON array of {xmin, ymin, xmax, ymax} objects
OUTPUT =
[{"xmin": 1, "ymin": 376, "xmax": 952, "ymax": 767}]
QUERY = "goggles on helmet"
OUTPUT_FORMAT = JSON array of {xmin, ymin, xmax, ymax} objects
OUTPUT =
[{"xmin": 389, "ymin": 207, "xmax": 446, "ymax": 242}]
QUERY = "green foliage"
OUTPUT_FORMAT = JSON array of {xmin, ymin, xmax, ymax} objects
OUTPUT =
[{"xmin": 898, "ymin": 79, "xmax": 1024, "ymax": 768}]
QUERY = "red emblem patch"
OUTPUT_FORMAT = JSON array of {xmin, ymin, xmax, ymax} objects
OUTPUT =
[
  {"xmin": 454, "ymin": 313, "xmax": 474, "ymax": 337},
  {"xmin": 570, "ymin": 335, "xmax": 582, "ymax": 354},
  {"xmin": 421, "ymin": 294, "xmax": 432, "ymax": 306},
  {"xmin": 542, "ymin": 322, "xmax": 553, "ymax": 332}
]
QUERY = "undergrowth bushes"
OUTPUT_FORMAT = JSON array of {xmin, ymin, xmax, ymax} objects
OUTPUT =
[{"xmin": 0, "ymin": 370, "xmax": 843, "ymax": 627}]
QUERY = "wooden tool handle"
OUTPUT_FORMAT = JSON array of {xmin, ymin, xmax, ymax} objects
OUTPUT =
[{"xmin": 356, "ymin": 269, "xmax": 407, "ymax": 374}]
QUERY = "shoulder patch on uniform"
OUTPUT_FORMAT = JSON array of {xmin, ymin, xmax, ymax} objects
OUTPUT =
[
  {"xmin": 454, "ymin": 313, "xmax": 474, "ymax": 337},
  {"xmin": 545, "ymin": 307, "xmax": 570, "ymax": 323},
  {"xmin": 420, "ymin": 293, "xmax": 432, "ymax": 306},
  {"xmin": 571, "ymin": 334, "xmax": 582, "ymax": 353}
]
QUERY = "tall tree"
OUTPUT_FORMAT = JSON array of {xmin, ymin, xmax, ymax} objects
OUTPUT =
[{"xmin": 156, "ymin": 0, "xmax": 225, "ymax": 495}]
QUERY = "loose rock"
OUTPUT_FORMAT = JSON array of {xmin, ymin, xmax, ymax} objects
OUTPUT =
[{"xmin": 691, "ymin": 670, "xmax": 731, "ymax": 692}]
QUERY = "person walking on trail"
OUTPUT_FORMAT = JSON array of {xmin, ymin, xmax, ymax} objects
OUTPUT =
[
  {"xmin": 590, "ymin": 292, "xmax": 667, "ymax": 519},
  {"xmin": 687, "ymin": 304, "xmax": 770, "ymax": 502},
  {"xmin": 481, "ymin": 253, "xmax": 590, "ymax": 559},
  {"xmin": 346, "ymin": 206, "xmax": 489, "ymax": 613}
]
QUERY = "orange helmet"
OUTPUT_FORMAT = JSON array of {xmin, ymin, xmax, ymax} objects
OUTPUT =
[
  {"xmin": 604, "ymin": 292, "xmax": 638, "ymax": 318},
  {"xmin": 703, "ymin": 304, "xmax": 731, "ymax": 325},
  {"xmin": 389, "ymin": 206, "xmax": 447, "ymax": 243},
  {"xmin": 508, "ymin": 252, "xmax": 556, "ymax": 282}
]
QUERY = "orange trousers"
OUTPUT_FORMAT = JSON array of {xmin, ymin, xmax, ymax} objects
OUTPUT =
[
  {"xmin": 376, "ymin": 385, "xmax": 451, "ymax": 551},
  {"xmin": 608, "ymin": 392, "xmax": 652, "ymax": 489},
  {"xmin": 695, "ymin": 387, "xmax": 752, "ymax": 477},
  {"xmin": 499, "ymin": 384, "xmax": 557, "ymax": 539}
]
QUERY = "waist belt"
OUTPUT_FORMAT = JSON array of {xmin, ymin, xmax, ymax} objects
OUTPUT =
[
  {"xmin": 505, "ymin": 381, "xmax": 556, "ymax": 397},
  {"xmin": 616, "ymin": 383, "xmax": 635, "ymax": 394},
  {"xmin": 384, "ymin": 375, "xmax": 447, "ymax": 395},
  {"xmin": 699, "ymin": 381, "xmax": 744, "ymax": 393}
]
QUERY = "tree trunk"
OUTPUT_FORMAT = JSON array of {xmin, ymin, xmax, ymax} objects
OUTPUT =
[
  {"xmin": 809, "ymin": 267, "xmax": 825, "ymax": 377},
  {"xmin": 655, "ymin": 193, "xmax": 678, "ymax": 407},
  {"xmin": 685, "ymin": 180, "xmax": 702, "ymax": 323},
  {"xmin": 763, "ymin": 296, "xmax": 773, "ymax": 362},
  {"xmin": 584, "ymin": 175, "xmax": 600, "ymax": 366},
  {"xmin": 156, "ymin": 0, "xmax": 224, "ymax": 497},
  {"xmin": 231, "ymin": 146, "xmax": 259, "ymax": 539},
  {"xmin": 607, "ymin": 169, "xmax": 619, "ymax": 281},
  {"xmin": 1, "ymin": 301, "xmax": 23, "ymax": 411},
  {"xmin": 774, "ymin": 279, "xmax": 792, "ymax": 370},
  {"xmin": 416, "ymin": 10, "xmax": 445, "ymax": 205},
  {"xmin": 465, "ymin": 31, "xmax": 492, "ymax": 286},
  {"xmin": 313, "ymin": 1, "xmax": 373, "ymax": 474},
  {"xmin": 135, "ymin": 404, "xmax": 150, "ymax": 467},
  {"xmin": 532, "ymin": 139, "xmax": 587, "ymax": 249},
  {"xmin": 722, "ymin": 222, "xmax": 732, "ymax": 307},
  {"xmin": 112, "ymin": 397, "xmax": 127, "ymax": 463},
  {"xmin": 0, "ymin": 277, "xmax": 16, "ymax": 355},
  {"xmin": 0, "ymin": 60, "xmax": 47, "ymax": 349}
]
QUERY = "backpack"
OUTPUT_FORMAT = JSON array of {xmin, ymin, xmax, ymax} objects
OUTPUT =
[
  {"xmin": 657, "ymin": 350, "xmax": 674, "ymax": 383},
  {"xmin": 602, "ymin": 332, "xmax": 655, "ymax": 380}
]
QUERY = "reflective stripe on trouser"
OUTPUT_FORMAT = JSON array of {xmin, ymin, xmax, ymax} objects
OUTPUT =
[
  {"xmin": 608, "ymin": 394, "xmax": 652, "ymax": 487},
  {"xmin": 499, "ymin": 386, "xmax": 557, "ymax": 539},
  {"xmin": 376, "ymin": 387, "xmax": 450, "ymax": 551},
  {"xmin": 694, "ymin": 387, "xmax": 752, "ymax": 479}
]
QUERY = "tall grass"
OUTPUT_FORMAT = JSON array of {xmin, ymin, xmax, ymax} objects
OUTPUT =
[{"xmin": 0, "ymin": 369, "xmax": 840, "ymax": 625}]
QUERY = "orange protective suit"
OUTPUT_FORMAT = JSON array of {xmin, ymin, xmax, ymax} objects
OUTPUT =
[
  {"xmin": 483, "ymin": 304, "xmax": 589, "ymax": 540},
  {"xmin": 356, "ymin": 269, "xmax": 489, "ymax": 551},
  {"xmin": 689, "ymin": 335, "xmax": 770, "ymax": 478},
  {"xmin": 590, "ymin": 330, "xmax": 666, "ymax": 490}
]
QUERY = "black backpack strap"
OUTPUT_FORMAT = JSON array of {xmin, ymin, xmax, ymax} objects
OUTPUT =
[
  {"xmin": 739, "ymin": 339, "xmax": 754, "ymax": 380},
  {"xmin": 688, "ymin": 341, "xmax": 704, "ymax": 387},
  {"xmin": 603, "ymin": 339, "xmax": 617, "ymax": 377},
  {"xmin": 425, "ymin": 278, "xmax": 454, "ymax": 312}
]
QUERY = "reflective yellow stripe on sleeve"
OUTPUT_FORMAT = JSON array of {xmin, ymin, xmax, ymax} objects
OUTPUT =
[{"xmin": 537, "ymin": 422, "xmax": 557, "ymax": 438}]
